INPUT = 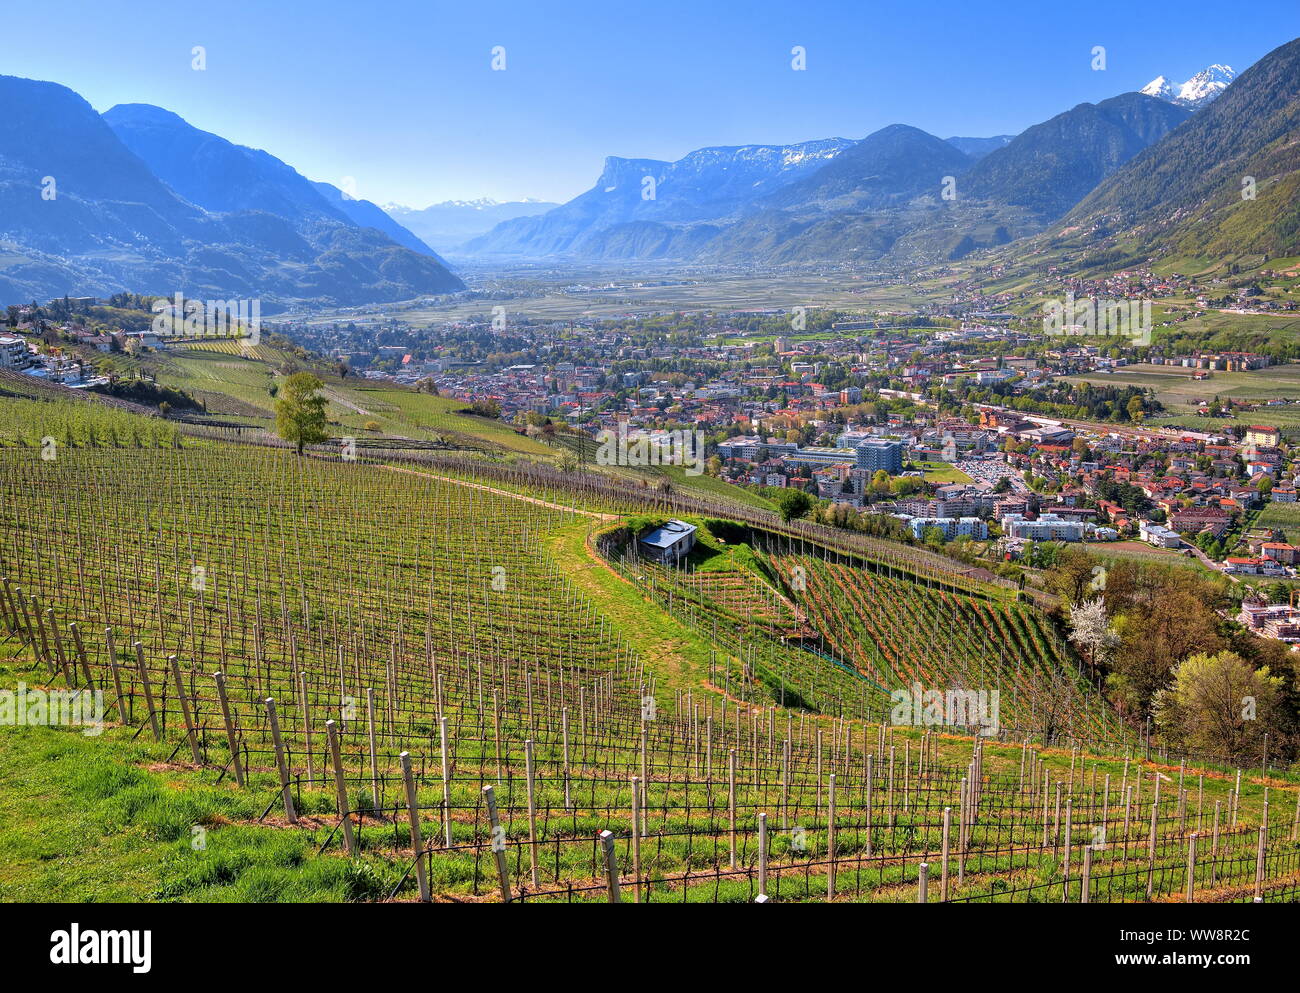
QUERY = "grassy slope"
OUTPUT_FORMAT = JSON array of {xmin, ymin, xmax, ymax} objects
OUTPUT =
[
  {"xmin": 546, "ymin": 432, "xmax": 779, "ymax": 511},
  {"xmin": 0, "ymin": 677, "xmax": 397, "ymax": 903},
  {"xmin": 121, "ymin": 342, "xmax": 554, "ymax": 457}
]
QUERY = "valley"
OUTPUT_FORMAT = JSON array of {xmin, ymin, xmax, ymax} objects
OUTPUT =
[{"xmin": 3, "ymin": 4, "xmax": 1300, "ymax": 930}]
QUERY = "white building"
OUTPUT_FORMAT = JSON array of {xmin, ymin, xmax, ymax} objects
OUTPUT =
[
  {"xmin": 1002, "ymin": 513, "xmax": 1088, "ymax": 542},
  {"xmin": 909, "ymin": 517, "xmax": 988, "ymax": 541},
  {"xmin": 0, "ymin": 335, "xmax": 31, "ymax": 370},
  {"xmin": 1139, "ymin": 521, "xmax": 1183, "ymax": 549}
]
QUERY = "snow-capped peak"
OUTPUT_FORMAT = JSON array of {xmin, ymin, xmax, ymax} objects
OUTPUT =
[
  {"xmin": 1140, "ymin": 75, "xmax": 1174, "ymax": 100},
  {"xmin": 1140, "ymin": 64, "xmax": 1235, "ymax": 109},
  {"xmin": 1177, "ymin": 64, "xmax": 1235, "ymax": 107}
]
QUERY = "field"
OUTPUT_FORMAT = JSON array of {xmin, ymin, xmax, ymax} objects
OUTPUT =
[
  {"xmin": 2, "ymin": 403, "xmax": 1296, "ymax": 904},
  {"xmin": 296, "ymin": 262, "xmax": 936, "ymax": 326},
  {"xmin": 109, "ymin": 341, "xmax": 555, "ymax": 457},
  {"xmin": 914, "ymin": 460, "xmax": 975, "ymax": 484},
  {"xmin": 1089, "ymin": 541, "xmax": 1208, "ymax": 571},
  {"xmin": 1064, "ymin": 362, "xmax": 1300, "ymax": 435},
  {"xmin": 1255, "ymin": 502, "xmax": 1300, "ymax": 543}
]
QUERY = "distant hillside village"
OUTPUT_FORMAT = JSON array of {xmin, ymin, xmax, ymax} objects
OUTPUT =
[{"xmin": 1, "ymin": 297, "xmax": 186, "ymax": 389}]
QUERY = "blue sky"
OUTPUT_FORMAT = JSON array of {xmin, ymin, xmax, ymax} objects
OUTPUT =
[{"xmin": 2, "ymin": 1, "xmax": 1297, "ymax": 206}]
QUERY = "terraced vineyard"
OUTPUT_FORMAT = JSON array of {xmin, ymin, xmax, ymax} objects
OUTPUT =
[
  {"xmin": 1, "ymin": 418, "xmax": 1296, "ymax": 903},
  {"xmin": 595, "ymin": 519, "xmax": 1120, "ymax": 743},
  {"xmin": 768, "ymin": 554, "xmax": 1117, "ymax": 741}
]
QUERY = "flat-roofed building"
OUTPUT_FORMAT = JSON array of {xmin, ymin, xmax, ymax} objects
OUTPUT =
[{"xmin": 638, "ymin": 519, "xmax": 698, "ymax": 565}]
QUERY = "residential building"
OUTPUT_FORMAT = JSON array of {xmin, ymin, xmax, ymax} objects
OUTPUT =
[
  {"xmin": 855, "ymin": 438, "xmax": 903, "ymax": 474},
  {"xmin": 0, "ymin": 335, "xmax": 31, "ymax": 370},
  {"xmin": 1139, "ymin": 521, "xmax": 1183, "ymax": 549},
  {"xmin": 908, "ymin": 517, "xmax": 988, "ymax": 541},
  {"xmin": 1002, "ymin": 513, "xmax": 1088, "ymax": 542}
]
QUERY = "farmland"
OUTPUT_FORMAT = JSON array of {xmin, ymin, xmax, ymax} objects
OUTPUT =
[
  {"xmin": 1255, "ymin": 503, "xmax": 1300, "ymax": 543},
  {"xmin": 1064, "ymin": 363, "xmax": 1300, "ymax": 435},
  {"xmin": 1, "ymin": 401, "xmax": 1297, "ymax": 904}
]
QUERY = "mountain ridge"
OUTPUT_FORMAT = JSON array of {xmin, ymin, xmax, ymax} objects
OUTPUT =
[{"xmin": 0, "ymin": 79, "xmax": 463, "ymax": 306}]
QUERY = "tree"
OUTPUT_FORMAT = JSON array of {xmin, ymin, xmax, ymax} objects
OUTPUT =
[
  {"xmin": 1068, "ymin": 598, "xmax": 1118, "ymax": 666},
  {"xmin": 1047, "ymin": 546, "xmax": 1099, "ymax": 605},
  {"xmin": 992, "ymin": 476, "xmax": 1012, "ymax": 494},
  {"xmin": 1109, "ymin": 573, "xmax": 1226, "ymax": 719},
  {"xmin": 1153, "ymin": 651, "xmax": 1283, "ymax": 762},
  {"xmin": 773, "ymin": 488, "xmax": 812, "ymax": 522},
  {"xmin": 275, "ymin": 372, "xmax": 328, "ymax": 455}
]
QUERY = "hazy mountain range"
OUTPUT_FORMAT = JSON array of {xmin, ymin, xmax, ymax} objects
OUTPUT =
[
  {"xmin": 384, "ymin": 199, "xmax": 559, "ymax": 254},
  {"xmin": 1, "ymin": 46, "xmax": 1294, "ymax": 307},
  {"xmin": 457, "ymin": 58, "xmax": 1274, "ymax": 268},
  {"xmin": 464, "ymin": 138, "xmax": 855, "ymax": 257},
  {"xmin": 0, "ymin": 82, "xmax": 463, "ymax": 307}
]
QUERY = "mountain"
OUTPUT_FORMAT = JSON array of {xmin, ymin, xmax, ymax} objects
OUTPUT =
[
  {"xmin": 1138, "ymin": 76, "xmax": 1176, "ymax": 102},
  {"xmin": 104, "ymin": 103, "xmax": 448, "ymax": 268},
  {"xmin": 465, "ymin": 138, "xmax": 853, "ymax": 256},
  {"xmin": 0, "ymin": 82, "xmax": 206, "ymax": 256},
  {"xmin": 104, "ymin": 104, "xmax": 347, "ymax": 222},
  {"xmin": 1141, "ymin": 64, "xmax": 1236, "ymax": 108},
  {"xmin": 962, "ymin": 92, "xmax": 1192, "ymax": 221},
  {"xmin": 1060, "ymin": 39, "xmax": 1300, "ymax": 261},
  {"xmin": 463, "ymin": 93, "xmax": 1189, "ymax": 267},
  {"xmin": 384, "ymin": 198, "xmax": 558, "ymax": 252},
  {"xmin": 0, "ymin": 82, "xmax": 462, "ymax": 306},
  {"xmin": 310, "ymin": 181, "xmax": 446, "ymax": 261},
  {"xmin": 945, "ymin": 135, "xmax": 1015, "ymax": 160},
  {"xmin": 762, "ymin": 126, "xmax": 973, "ymax": 209}
]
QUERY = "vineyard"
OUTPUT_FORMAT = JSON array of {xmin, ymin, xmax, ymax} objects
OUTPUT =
[
  {"xmin": 0, "ymin": 423, "xmax": 1297, "ymax": 903},
  {"xmin": 594, "ymin": 518, "xmax": 1120, "ymax": 743}
]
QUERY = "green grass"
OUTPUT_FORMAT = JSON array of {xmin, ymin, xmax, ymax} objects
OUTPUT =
[
  {"xmin": 1254, "ymin": 502, "xmax": 1300, "ymax": 542},
  {"xmin": 1090, "ymin": 540, "xmax": 1208, "ymax": 571},
  {"xmin": 114, "ymin": 342, "xmax": 556, "ymax": 457},
  {"xmin": 653, "ymin": 465, "xmax": 778, "ymax": 510},
  {"xmin": 547, "ymin": 432, "xmax": 779, "ymax": 511},
  {"xmin": 914, "ymin": 460, "xmax": 974, "ymax": 484},
  {"xmin": 0, "ymin": 710, "xmax": 396, "ymax": 903}
]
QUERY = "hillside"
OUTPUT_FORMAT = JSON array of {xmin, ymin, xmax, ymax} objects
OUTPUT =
[
  {"xmin": 0, "ymin": 394, "xmax": 1293, "ymax": 904},
  {"xmin": 1058, "ymin": 36, "xmax": 1300, "ymax": 264},
  {"xmin": 762, "ymin": 125, "xmax": 973, "ymax": 210},
  {"xmin": 0, "ymin": 77, "xmax": 464, "ymax": 306},
  {"xmin": 963, "ymin": 93, "xmax": 1191, "ymax": 221}
]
